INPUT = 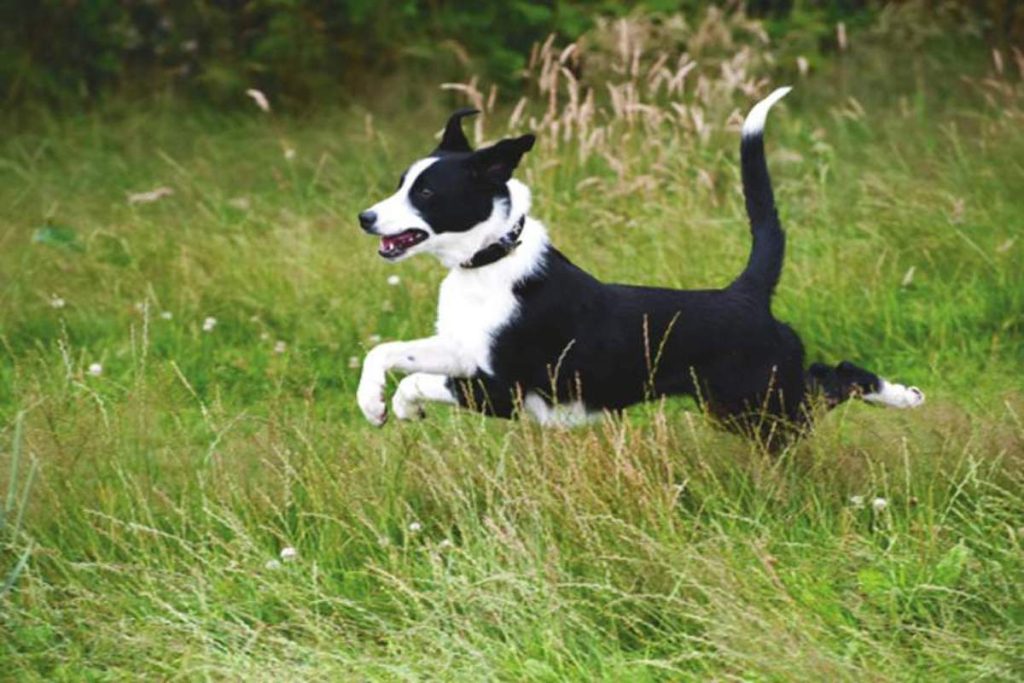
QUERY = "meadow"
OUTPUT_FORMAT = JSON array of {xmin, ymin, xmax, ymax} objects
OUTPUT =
[{"xmin": 2, "ymin": 10, "xmax": 1023, "ymax": 681}]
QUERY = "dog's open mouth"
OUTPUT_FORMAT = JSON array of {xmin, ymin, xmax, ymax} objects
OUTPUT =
[{"xmin": 378, "ymin": 229, "xmax": 428, "ymax": 259}]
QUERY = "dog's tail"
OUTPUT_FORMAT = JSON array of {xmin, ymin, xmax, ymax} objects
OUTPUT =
[{"xmin": 734, "ymin": 86, "xmax": 791, "ymax": 301}]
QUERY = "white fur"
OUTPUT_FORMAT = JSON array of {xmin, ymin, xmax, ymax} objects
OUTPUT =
[
  {"xmin": 364, "ymin": 158, "xmax": 437, "ymax": 259},
  {"xmin": 863, "ymin": 379, "xmax": 925, "ymax": 409},
  {"xmin": 742, "ymin": 86, "xmax": 792, "ymax": 139},
  {"xmin": 524, "ymin": 392, "xmax": 594, "ymax": 427},
  {"xmin": 357, "ymin": 178, "xmax": 547, "ymax": 425},
  {"xmin": 392, "ymin": 373, "xmax": 456, "ymax": 420},
  {"xmin": 435, "ymin": 181, "xmax": 544, "ymax": 373}
]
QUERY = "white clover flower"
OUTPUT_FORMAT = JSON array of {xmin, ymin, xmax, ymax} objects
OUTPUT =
[
  {"xmin": 87, "ymin": 362, "xmax": 103, "ymax": 377},
  {"xmin": 50, "ymin": 295, "xmax": 66, "ymax": 309},
  {"xmin": 264, "ymin": 559, "xmax": 282, "ymax": 571},
  {"xmin": 387, "ymin": 275, "xmax": 401, "ymax": 286},
  {"xmin": 348, "ymin": 356, "xmax": 360, "ymax": 369},
  {"xmin": 202, "ymin": 316, "xmax": 217, "ymax": 332},
  {"xmin": 259, "ymin": 331, "xmax": 270, "ymax": 342},
  {"xmin": 408, "ymin": 522, "xmax": 422, "ymax": 533},
  {"xmin": 438, "ymin": 539, "xmax": 453, "ymax": 550},
  {"xmin": 160, "ymin": 311, "xmax": 173, "ymax": 320},
  {"xmin": 273, "ymin": 340, "xmax": 287, "ymax": 354},
  {"xmin": 283, "ymin": 148, "xmax": 296, "ymax": 161},
  {"xmin": 368, "ymin": 334, "xmax": 382, "ymax": 345},
  {"xmin": 280, "ymin": 546, "xmax": 297, "ymax": 562},
  {"xmin": 849, "ymin": 495, "xmax": 865, "ymax": 509},
  {"xmin": 872, "ymin": 497, "xmax": 888, "ymax": 513}
]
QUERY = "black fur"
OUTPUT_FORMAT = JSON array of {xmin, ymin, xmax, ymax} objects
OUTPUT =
[{"xmin": 441, "ymin": 107, "xmax": 884, "ymax": 447}]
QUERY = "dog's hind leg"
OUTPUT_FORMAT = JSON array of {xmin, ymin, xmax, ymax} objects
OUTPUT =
[
  {"xmin": 807, "ymin": 360, "xmax": 924, "ymax": 409},
  {"xmin": 392, "ymin": 373, "xmax": 458, "ymax": 420}
]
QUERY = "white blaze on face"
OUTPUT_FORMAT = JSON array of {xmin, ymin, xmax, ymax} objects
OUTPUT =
[{"xmin": 367, "ymin": 157, "xmax": 437, "ymax": 236}]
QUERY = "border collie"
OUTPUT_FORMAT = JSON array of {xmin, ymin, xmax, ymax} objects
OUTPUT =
[{"xmin": 356, "ymin": 88, "xmax": 924, "ymax": 446}]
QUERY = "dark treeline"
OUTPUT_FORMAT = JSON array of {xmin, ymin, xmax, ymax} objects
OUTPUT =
[{"xmin": 2, "ymin": 1, "xmax": 1020, "ymax": 108}]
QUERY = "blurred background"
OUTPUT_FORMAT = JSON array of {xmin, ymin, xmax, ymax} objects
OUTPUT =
[{"xmin": 3, "ymin": 0, "xmax": 1022, "ymax": 109}]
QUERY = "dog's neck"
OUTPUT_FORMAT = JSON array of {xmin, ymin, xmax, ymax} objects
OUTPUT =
[
  {"xmin": 436, "ymin": 180, "xmax": 548, "ymax": 288},
  {"xmin": 431, "ymin": 179, "xmax": 547, "ymax": 272}
]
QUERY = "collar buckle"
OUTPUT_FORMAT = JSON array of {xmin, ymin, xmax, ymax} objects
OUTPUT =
[{"xmin": 460, "ymin": 215, "xmax": 526, "ymax": 269}]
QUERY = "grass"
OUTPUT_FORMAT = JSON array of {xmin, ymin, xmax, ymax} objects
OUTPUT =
[{"xmin": 2, "ymin": 17, "xmax": 1024, "ymax": 681}]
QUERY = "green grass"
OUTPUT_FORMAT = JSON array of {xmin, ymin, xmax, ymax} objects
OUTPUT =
[{"xmin": 1, "ymin": 42, "xmax": 1023, "ymax": 680}]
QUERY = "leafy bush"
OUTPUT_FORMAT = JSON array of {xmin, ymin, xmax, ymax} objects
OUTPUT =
[{"xmin": 1, "ymin": 1, "xmax": 1020, "ymax": 107}]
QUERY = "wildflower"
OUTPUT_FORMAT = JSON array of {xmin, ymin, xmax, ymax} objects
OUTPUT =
[
  {"xmin": 872, "ymin": 497, "xmax": 888, "ymax": 513},
  {"xmin": 438, "ymin": 539, "xmax": 453, "ymax": 550},
  {"xmin": 88, "ymin": 362, "xmax": 103, "ymax": 377},
  {"xmin": 408, "ymin": 522, "xmax": 422, "ymax": 533},
  {"xmin": 283, "ymin": 148, "xmax": 296, "ymax": 161},
  {"xmin": 348, "ymin": 356, "xmax": 360, "ymax": 369},
  {"xmin": 202, "ymin": 316, "xmax": 217, "ymax": 333},
  {"xmin": 245, "ymin": 88, "xmax": 271, "ymax": 113},
  {"xmin": 259, "ymin": 332, "xmax": 270, "ymax": 342},
  {"xmin": 273, "ymin": 340, "xmax": 287, "ymax": 354},
  {"xmin": 264, "ymin": 559, "xmax": 282, "ymax": 571},
  {"xmin": 127, "ymin": 186, "xmax": 173, "ymax": 205},
  {"xmin": 50, "ymin": 295, "xmax": 66, "ymax": 309},
  {"xmin": 368, "ymin": 334, "xmax": 382, "ymax": 345},
  {"xmin": 280, "ymin": 546, "xmax": 297, "ymax": 562},
  {"xmin": 387, "ymin": 275, "xmax": 401, "ymax": 286},
  {"xmin": 849, "ymin": 495, "xmax": 864, "ymax": 509},
  {"xmin": 160, "ymin": 311, "xmax": 173, "ymax": 320}
]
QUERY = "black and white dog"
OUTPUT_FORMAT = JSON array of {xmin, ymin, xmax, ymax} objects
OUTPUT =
[{"xmin": 356, "ymin": 88, "xmax": 923, "ymax": 445}]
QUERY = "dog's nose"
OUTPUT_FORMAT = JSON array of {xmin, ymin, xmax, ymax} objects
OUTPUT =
[{"xmin": 358, "ymin": 210, "xmax": 377, "ymax": 232}]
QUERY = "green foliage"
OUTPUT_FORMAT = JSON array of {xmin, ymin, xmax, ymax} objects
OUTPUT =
[{"xmin": 4, "ymin": 1, "xmax": 1021, "ymax": 107}]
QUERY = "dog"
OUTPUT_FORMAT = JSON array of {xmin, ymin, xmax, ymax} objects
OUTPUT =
[{"xmin": 356, "ymin": 87, "xmax": 924, "ymax": 446}]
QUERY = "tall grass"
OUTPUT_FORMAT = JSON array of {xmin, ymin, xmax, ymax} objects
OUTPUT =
[{"xmin": 1, "ymin": 6, "xmax": 1023, "ymax": 680}]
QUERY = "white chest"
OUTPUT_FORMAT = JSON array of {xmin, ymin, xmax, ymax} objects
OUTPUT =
[{"xmin": 435, "ymin": 270, "xmax": 520, "ymax": 376}]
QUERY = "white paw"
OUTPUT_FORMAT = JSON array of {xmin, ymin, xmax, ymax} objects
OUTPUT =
[
  {"xmin": 864, "ymin": 380, "xmax": 925, "ymax": 409},
  {"xmin": 357, "ymin": 352, "xmax": 388, "ymax": 426},
  {"xmin": 357, "ymin": 383, "xmax": 388, "ymax": 426},
  {"xmin": 392, "ymin": 376, "xmax": 426, "ymax": 421}
]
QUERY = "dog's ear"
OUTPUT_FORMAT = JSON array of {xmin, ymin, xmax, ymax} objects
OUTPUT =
[
  {"xmin": 434, "ymin": 108, "xmax": 479, "ymax": 154},
  {"xmin": 467, "ymin": 134, "xmax": 535, "ymax": 184}
]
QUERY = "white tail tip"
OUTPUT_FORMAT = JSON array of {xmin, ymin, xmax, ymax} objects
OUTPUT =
[{"xmin": 742, "ymin": 86, "xmax": 793, "ymax": 138}]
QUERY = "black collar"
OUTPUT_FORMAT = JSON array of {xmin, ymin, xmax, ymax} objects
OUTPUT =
[{"xmin": 460, "ymin": 215, "xmax": 526, "ymax": 269}]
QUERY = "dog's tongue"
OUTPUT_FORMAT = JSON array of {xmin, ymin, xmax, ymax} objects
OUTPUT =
[{"xmin": 381, "ymin": 235, "xmax": 398, "ymax": 252}]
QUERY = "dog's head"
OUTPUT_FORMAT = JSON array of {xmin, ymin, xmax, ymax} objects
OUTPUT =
[{"xmin": 358, "ymin": 108, "xmax": 535, "ymax": 266}]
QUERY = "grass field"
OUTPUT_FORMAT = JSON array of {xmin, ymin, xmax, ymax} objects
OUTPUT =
[{"xmin": 2, "ymin": 16, "xmax": 1023, "ymax": 681}]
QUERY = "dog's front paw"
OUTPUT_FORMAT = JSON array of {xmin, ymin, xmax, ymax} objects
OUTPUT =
[
  {"xmin": 392, "ymin": 375, "xmax": 427, "ymax": 421},
  {"xmin": 357, "ymin": 351, "xmax": 389, "ymax": 426},
  {"xmin": 358, "ymin": 385, "xmax": 388, "ymax": 426}
]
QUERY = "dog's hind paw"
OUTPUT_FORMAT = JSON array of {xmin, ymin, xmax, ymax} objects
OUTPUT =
[{"xmin": 864, "ymin": 380, "xmax": 925, "ymax": 409}]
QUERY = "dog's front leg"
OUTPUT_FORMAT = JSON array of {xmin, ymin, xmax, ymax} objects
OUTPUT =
[{"xmin": 357, "ymin": 336, "xmax": 473, "ymax": 426}]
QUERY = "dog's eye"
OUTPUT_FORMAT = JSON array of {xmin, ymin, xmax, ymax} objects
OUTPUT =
[{"xmin": 416, "ymin": 187, "xmax": 434, "ymax": 199}]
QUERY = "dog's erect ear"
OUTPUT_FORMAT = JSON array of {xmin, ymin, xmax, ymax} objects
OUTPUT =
[
  {"xmin": 467, "ymin": 134, "xmax": 536, "ymax": 184},
  {"xmin": 434, "ymin": 108, "xmax": 480, "ymax": 154}
]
